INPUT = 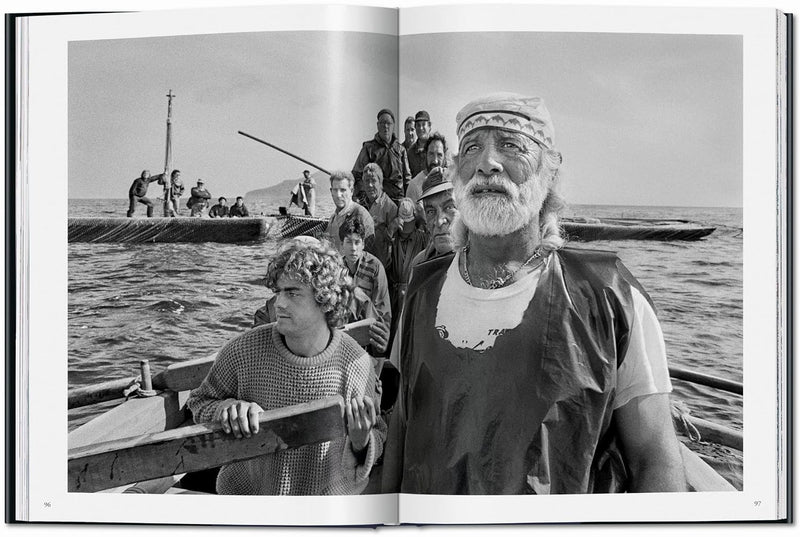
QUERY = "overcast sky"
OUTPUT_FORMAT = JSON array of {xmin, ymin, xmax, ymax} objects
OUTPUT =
[{"xmin": 69, "ymin": 30, "xmax": 741, "ymax": 207}]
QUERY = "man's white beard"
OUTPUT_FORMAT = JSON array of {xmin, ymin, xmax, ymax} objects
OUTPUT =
[{"xmin": 453, "ymin": 171, "xmax": 547, "ymax": 237}]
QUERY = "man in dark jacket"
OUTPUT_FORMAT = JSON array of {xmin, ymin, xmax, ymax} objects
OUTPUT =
[
  {"xmin": 352, "ymin": 109, "xmax": 411, "ymax": 203},
  {"xmin": 228, "ymin": 196, "xmax": 250, "ymax": 217},
  {"xmin": 126, "ymin": 170, "xmax": 160, "ymax": 217},
  {"xmin": 406, "ymin": 110, "xmax": 432, "ymax": 177},
  {"xmin": 208, "ymin": 197, "xmax": 229, "ymax": 218}
]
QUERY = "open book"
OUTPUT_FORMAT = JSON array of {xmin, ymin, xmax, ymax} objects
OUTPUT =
[{"xmin": 8, "ymin": 2, "xmax": 791, "ymax": 526}]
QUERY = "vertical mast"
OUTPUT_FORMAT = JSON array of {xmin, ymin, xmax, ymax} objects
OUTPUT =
[{"xmin": 163, "ymin": 90, "xmax": 175, "ymax": 216}]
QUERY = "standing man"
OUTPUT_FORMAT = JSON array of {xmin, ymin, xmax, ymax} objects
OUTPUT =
[
  {"xmin": 406, "ymin": 110, "xmax": 432, "ymax": 177},
  {"xmin": 325, "ymin": 171, "xmax": 375, "ymax": 253},
  {"xmin": 352, "ymin": 108, "xmax": 411, "ymax": 203},
  {"xmin": 187, "ymin": 238, "xmax": 385, "ymax": 495},
  {"xmin": 229, "ymin": 196, "xmax": 250, "ymax": 217},
  {"xmin": 301, "ymin": 170, "xmax": 317, "ymax": 216},
  {"xmin": 208, "ymin": 197, "xmax": 229, "ymax": 218},
  {"xmin": 402, "ymin": 116, "xmax": 417, "ymax": 153},
  {"xmin": 188, "ymin": 179, "xmax": 212, "ymax": 217},
  {"xmin": 385, "ymin": 198, "xmax": 427, "ymax": 332},
  {"xmin": 126, "ymin": 169, "xmax": 160, "ymax": 217},
  {"xmin": 360, "ymin": 163, "xmax": 398, "ymax": 268},
  {"xmin": 383, "ymin": 93, "xmax": 685, "ymax": 495},
  {"xmin": 156, "ymin": 169, "xmax": 184, "ymax": 217},
  {"xmin": 405, "ymin": 132, "xmax": 448, "ymax": 204}
]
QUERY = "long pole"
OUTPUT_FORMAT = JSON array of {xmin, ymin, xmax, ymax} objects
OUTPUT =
[
  {"xmin": 238, "ymin": 131, "xmax": 330, "ymax": 175},
  {"xmin": 163, "ymin": 90, "xmax": 175, "ymax": 216}
]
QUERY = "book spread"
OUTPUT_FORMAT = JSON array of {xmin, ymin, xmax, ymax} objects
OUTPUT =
[{"xmin": 7, "ymin": 2, "xmax": 792, "ymax": 527}]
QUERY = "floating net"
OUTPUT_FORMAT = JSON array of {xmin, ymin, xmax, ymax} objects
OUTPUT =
[
  {"xmin": 68, "ymin": 217, "xmax": 270, "ymax": 243},
  {"xmin": 276, "ymin": 215, "xmax": 328, "ymax": 239}
]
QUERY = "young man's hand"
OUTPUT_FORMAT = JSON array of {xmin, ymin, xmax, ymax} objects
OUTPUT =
[
  {"xmin": 369, "ymin": 320, "xmax": 390, "ymax": 354},
  {"xmin": 218, "ymin": 400, "xmax": 264, "ymax": 439},
  {"xmin": 345, "ymin": 395, "xmax": 377, "ymax": 452}
]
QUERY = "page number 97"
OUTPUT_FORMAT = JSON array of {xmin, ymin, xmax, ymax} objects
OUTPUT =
[{"xmin": 753, "ymin": 500, "xmax": 761, "ymax": 507}]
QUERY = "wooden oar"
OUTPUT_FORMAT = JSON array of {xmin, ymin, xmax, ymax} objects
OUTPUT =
[
  {"xmin": 668, "ymin": 366, "xmax": 743, "ymax": 395},
  {"xmin": 238, "ymin": 131, "xmax": 330, "ymax": 175},
  {"xmin": 68, "ymin": 396, "xmax": 344, "ymax": 493}
]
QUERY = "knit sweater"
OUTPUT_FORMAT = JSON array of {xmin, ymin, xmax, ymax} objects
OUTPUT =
[{"xmin": 187, "ymin": 324, "xmax": 385, "ymax": 495}]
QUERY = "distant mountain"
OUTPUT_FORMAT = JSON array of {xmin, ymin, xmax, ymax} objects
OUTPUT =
[{"xmin": 245, "ymin": 171, "xmax": 327, "ymax": 199}]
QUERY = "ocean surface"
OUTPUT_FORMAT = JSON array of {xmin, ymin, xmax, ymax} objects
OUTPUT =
[{"xmin": 68, "ymin": 196, "xmax": 744, "ymax": 488}]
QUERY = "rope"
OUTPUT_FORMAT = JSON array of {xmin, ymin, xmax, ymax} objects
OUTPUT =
[
  {"xmin": 122, "ymin": 378, "xmax": 157, "ymax": 400},
  {"xmin": 671, "ymin": 400, "xmax": 701, "ymax": 442}
]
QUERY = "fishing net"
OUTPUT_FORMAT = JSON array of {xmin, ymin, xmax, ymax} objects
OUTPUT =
[
  {"xmin": 276, "ymin": 215, "xmax": 327, "ymax": 239},
  {"xmin": 68, "ymin": 217, "xmax": 270, "ymax": 243}
]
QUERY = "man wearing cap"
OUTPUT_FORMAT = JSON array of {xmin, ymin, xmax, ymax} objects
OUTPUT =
[
  {"xmin": 405, "ymin": 132, "xmax": 448, "ymax": 204},
  {"xmin": 352, "ymin": 108, "xmax": 412, "ymax": 203},
  {"xmin": 386, "ymin": 197, "xmax": 427, "ymax": 332},
  {"xmin": 408, "ymin": 168, "xmax": 459, "ymax": 273},
  {"xmin": 382, "ymin": 93, "xmax": 685, "ymax": 494},
  {"xmin": 188, "ymin": 179, "xmax": 211, "ymax": 217},
  {"xmin": 402, "ymin": 116, "xmax": 417, "ymax": 153},
  {"xmin": 406, "ymin": 110, "xmax": 432, "ymax": 177}
]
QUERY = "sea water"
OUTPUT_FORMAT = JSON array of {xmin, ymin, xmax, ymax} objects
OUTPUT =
[{"xmin": 67, "ymin": 197, "xmax": 743, "ymax": 488}]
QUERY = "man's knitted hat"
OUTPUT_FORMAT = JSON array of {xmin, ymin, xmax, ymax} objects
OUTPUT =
[
  {"xmin": 456, "ymin": 92, "xmax": 555, "ymax": 150},
  {"xmin": 377, "ymin": 108, "xmax": 395, "ymax": 122}
]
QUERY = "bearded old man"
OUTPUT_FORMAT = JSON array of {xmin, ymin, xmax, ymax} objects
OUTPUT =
[{"xmin": 382, "ymin": 93, "xmax": 685, "ymax": 494}]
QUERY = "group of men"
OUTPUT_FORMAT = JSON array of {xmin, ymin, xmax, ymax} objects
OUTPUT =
[
  {"xmin": 127, "ymin": 172, "xmax": 250, "ymax": 218},
  {"xmin": 186, "ymin": 93, "xmax": 687, "ymax": 496}
]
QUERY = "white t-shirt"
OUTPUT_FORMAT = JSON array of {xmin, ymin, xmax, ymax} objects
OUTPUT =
[{"xmin": 393, "ymin": 252, "xmax": 672, "ymax": 410}]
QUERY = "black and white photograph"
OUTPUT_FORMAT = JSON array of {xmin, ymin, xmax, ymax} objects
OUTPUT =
[{"xmin": 10, "ymin": 1, "xmax": 789, "ymax": 528}]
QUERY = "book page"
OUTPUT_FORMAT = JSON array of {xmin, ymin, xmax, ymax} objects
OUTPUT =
[
  {"xmin": 396, "ymin": 3, "xmax": 782, "ymax": 524},
  {"xmin": 21, "ymin": 4, "xmax": 401, "ymax": 526}
]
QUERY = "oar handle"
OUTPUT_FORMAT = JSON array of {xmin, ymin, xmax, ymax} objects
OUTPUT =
[
  {"xmin": 669, "ymin": 366, "xmax": 742, "ymax": 395},
  {"xmin": 238, "ymin": 131, "xmax": 331, "ymax": 175}
]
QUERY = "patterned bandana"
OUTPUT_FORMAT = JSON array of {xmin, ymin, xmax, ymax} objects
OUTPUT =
[{"xmin": 456, "ymin": 92, "xmax": 555, "ymax": 150}]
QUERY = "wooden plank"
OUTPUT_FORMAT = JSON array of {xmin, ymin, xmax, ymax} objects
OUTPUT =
[
  {"xmin": 69, "ymin": 391, "xmax": 191, "ymax": 450},
  {"xmin": 687, "ymin": 416, "xmax": 743, "ymax": 451},
  {"xmin": 68, "ymin": 396, "xmax": 344, "ymax": 493},
  {"xmin": 68, "ymin": 377, "xmax": 139, "ymax": 409},
  {"xmin": 152, "ymin": 356, "xmax": 216, "ymax": 392},
  {"xmin": 341, "ymin": 318, "xmax": 375, "ymax": 348},
  {"xmin": 680, "ymin": 444, "xmax": 736, "ymax": 492},
  {"xmin": 669, "ymin": 366, "xmax": 743, "ymax": 395}
]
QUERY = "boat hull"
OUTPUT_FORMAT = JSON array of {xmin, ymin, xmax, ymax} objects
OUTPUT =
[
  {"xmin": 562, "ymin": 218, "xmax": 716, "ymax": 241},
  {"xmin": 276, "ymin": 215, "xmax": 716, "ymax": 242},
  {"xmin": 68, "ymin": 217, "xmax": 272, "ymax": 244}
]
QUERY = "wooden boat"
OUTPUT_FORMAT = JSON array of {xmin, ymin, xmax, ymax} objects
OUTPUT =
[
  {"xmin": 67, "ymin": 318, "xmax": 739, "ymax": 495},
  {"xmin": 68, "ymin": 216, "xmax": 273, "ymax": 244},
  {"xmin": 275, "ymin": 214, "xmax": 715, "ymax": 242},
  {"xmin": 562, "ymin": 217, "xmax": 716, "ymax": 241}
]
